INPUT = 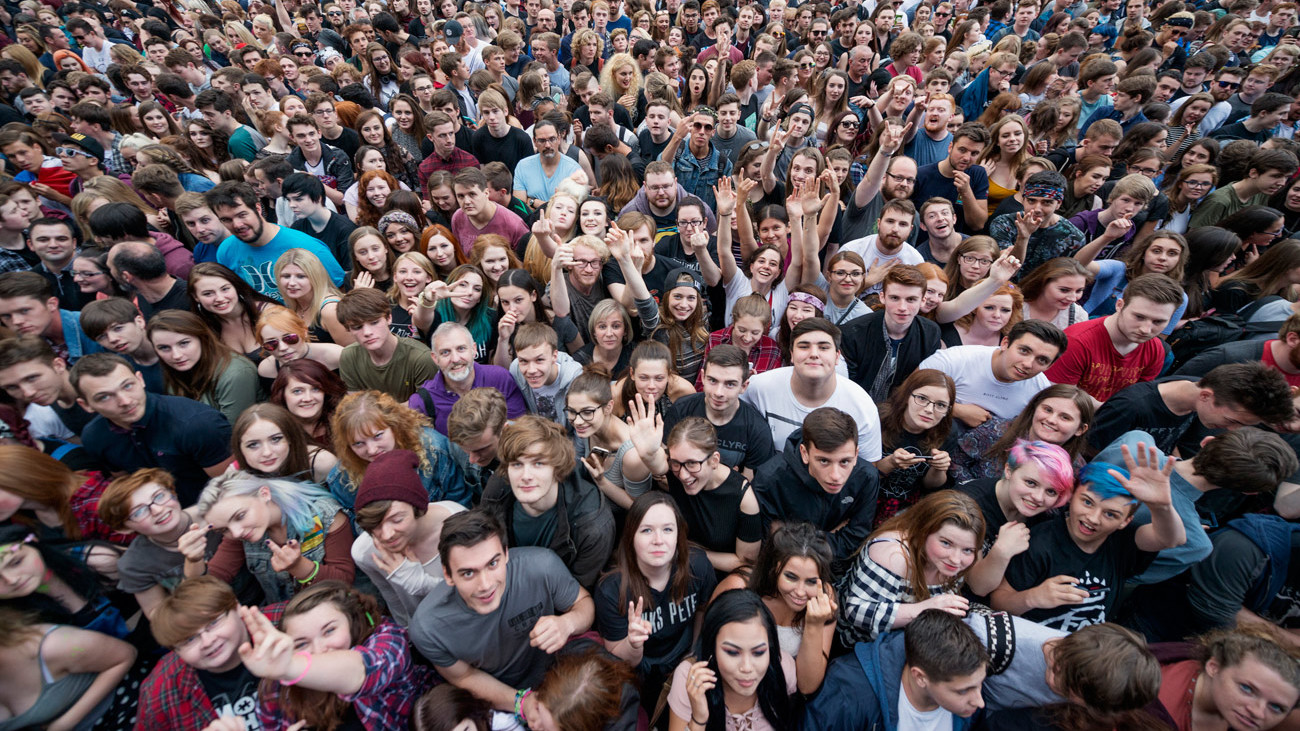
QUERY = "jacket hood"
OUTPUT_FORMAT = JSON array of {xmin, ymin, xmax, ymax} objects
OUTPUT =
[
  {"xmin": 149, "ymin": 231, "xmax": 186, "ymax": 253},
  {"xmin": 780, "ymin": 430, "xmax": 868, "ymax": 497},
  {"xmin": 856, "ymin": 630, "xmax": 907, "ymax": 731}
]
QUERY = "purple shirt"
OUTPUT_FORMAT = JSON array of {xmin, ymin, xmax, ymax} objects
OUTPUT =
[
  {"xmin": 1068, "ymin": 208, "xmax": 1138, "ymax": 260},
  {"xmin": 408, "ymin": 363, "xmax": 529, "ymax": 434},
  {"xmin": 450, "ymin": 204, "xmax": 530, "ymax": 253}
]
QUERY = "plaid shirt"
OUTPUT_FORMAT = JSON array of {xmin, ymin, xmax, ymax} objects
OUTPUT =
[
  {"xmin": 696, "ymin": 327, "xmax": 782, "ymax": 390},
  {"xmin": 836, "ymin": 538, "xmax": 963, "ymax": 646},
  {"xmin": 0, "ymin": 246, "xmax": 35, "ymax": 273},
  {"xmin": 135, "ymin": 604, "xmax": 286, "ymax": 731},
  {"xmin": 417, "ymin": 146, "xmax": 479, "ymax": 191},
  {"xmin": 105, "ymin": 132, "xmax": 130, "ymax": 179},
  {"xmin": 258, "ymin": 621, "xmax": 434, "ymax": 731},
  {"xmin": 70, "ymin": 471, "xmax": 133, "ymax": 545}
]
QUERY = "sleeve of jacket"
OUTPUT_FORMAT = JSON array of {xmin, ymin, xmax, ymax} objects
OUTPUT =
[
  {"xmin": 424, "ymin": 429, "xmax": 471, "ymax": 507},
  {"xmin": 803, "ymin": 654, "xmax": 881, "ymax": 731},
  {"xmin": 570, "ymin": 497, "xmax": 617, "ymax": 588},
  {"xmin": 331, "ymin": 147, "xmax": 355, "ymax": 190}
]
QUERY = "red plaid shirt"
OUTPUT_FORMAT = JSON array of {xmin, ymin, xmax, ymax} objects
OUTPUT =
[
  {"xmin": 71, "ymin": 471, "xmax": 133, "ymax": 545},
  {"xmin": 258, "ymin": 620, "xmax": 434, "ymax": 731},
  {"xmin": 696, "ymin": 327, "xmax": 783, "ymax": 390},
  {"xmin": 134, "ymin": 604, "xmax": 286, "ymax": 731},
  {"xmin": 417, "ymin": 147, "xmax": 479, "ymax": 191}
]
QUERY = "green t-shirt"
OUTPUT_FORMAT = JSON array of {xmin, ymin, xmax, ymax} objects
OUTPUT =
[
  {"xmin": 339, "ymin": 336, "xmax": 440, "ymax": 401},
  {"xmin": 228, "ymin": 125, "xmax": 259, "ymax": 162}
]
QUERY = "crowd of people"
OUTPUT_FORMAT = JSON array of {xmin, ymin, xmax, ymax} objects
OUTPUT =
[{"xmin": 1, "ymin": 0, "xmax": 1300, "ymax": 728}]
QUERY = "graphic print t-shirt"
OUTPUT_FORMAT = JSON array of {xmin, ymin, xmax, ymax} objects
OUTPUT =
[{"xmin": 196, "ymin": 664, "xmax": 262, "ymax": 731}]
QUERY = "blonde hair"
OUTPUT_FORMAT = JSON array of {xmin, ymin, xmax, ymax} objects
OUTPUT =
[{"xmin": 274, "ymin": 248, "xmax": 343, "ymax": 330}]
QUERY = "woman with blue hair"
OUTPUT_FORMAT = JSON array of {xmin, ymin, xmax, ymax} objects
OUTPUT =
[
  {"xmin": 990, "ymin": 442, "xmax": 1186, "ymax": 631},
  {"xmin": 194, "ymin": 471, "xmax": 355, "ymax": 602}
]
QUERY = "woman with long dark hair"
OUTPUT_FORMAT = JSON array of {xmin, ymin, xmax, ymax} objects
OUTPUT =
[
  {"xmin": 1182, "ymin": 226, "xmax": 1242, "ymax": 321},
  {"xmin": 270, "ymin": 359, "xmax": 350, "ymax": 449},
  {"xmin": 1210, "ymin": 237, "xmax": 1300, "ymax": 316},
  {"xmin": 873, "ymin": 369, "xmax": 959, "ymax": 525},
  {"xmin": 147, "ymin": 309, "xmax": 262, "ymax": 424},
  {"xmin": 187, "ymin": 262, "xmax": 277, "ymax": 361},
  {"xmin": 666, "ymin": 588, "xmax": 797, "ymax": 731},
  {"xmin": 232, "ymin": 403, "xmax": 338, "ymax": 485}
]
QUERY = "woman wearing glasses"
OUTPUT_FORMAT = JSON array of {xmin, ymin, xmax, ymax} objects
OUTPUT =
[
  {"xmin": 872, "ymin": 369, "xmax": 958, "ymax": 526},
  {"xmin": 566, "ymin": 365, "xmax": 652, "ymax": 510},
  {"xmin": 71, "ymin": 247, "xmax": 128, "ymax": 300}
]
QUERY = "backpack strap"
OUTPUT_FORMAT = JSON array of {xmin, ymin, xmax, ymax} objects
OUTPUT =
[
  {"xmin": 982, "ymin": 610, "xmax": 1017, "ymax": 676},
  {"xmin": 1237, "ymin": 294, "xmax": 1284, "ymax": 320},
  {"xmin": 416, "ymin": 386, "xmax": 437, "ymax": 423}
]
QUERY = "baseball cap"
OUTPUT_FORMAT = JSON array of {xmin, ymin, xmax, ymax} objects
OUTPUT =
[
  {"xmin": 53, "ymin": 132, "xmax": 104, "ymax": 161},
  {"xmin": 444, "ymin": 19, "xmax": 464, "ymax": 43}
]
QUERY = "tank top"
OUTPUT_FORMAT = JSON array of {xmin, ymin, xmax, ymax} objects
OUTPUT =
[{"xmin": 0, "ymin": 627, "xmax": 99, "ymax": 731}]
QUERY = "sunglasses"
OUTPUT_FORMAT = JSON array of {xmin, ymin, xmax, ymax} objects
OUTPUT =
[
  {"xmin": 55, "ymin": 146, "xmax": 94, "ymax": 159},
  {"xmin": 262, "ymin": 333, "xmax": 302, "ymax": 350},
  {"xmin": 295, "ymin": 50, "xmax": 315, "ymax": 57},
  {"xmin": 1217, "ymin": 80, "xmax": 1241, "ymax": 88},
  {"xmin": 693, "ymin": 121, "xmax": 715, "ymax": 132}
]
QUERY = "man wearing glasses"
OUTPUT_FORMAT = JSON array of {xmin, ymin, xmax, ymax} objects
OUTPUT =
[
  {"xmin": 659, "ymin": 108, "xmax": 733, "ymax": 214},
  {"xmin": 66, "ymin": 19, "xmax": 115, "ymax": 74},
  {"xmin": 1172, "ymin": 66, "xmax": 1245, "ymax": 135}
]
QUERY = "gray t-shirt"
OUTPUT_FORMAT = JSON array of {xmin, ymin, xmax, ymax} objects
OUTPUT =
[
  {"xmin": 713, "ymin": 127, "xmax": 757, "ymax": 170},
  {"xmin": 964, "ymin": 614, "xmax": 1065, "ymax": 711},
  {"xmin": 116, "ymin": 534, "xmax": 189, "ymax": 594},
  {"xmin": 407, "ymin": 546, "xmax": 581, "ymax": 689}
]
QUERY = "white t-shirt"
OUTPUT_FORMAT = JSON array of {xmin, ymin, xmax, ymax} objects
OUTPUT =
[
  {"xmin": 918, "ymin": 345, "xmax": 1051, "ymax": 420},
  {"xmin": 740, "ymin": 367, "xmax": 883, "ymax": 461},
  {"xmin": 896, "ymin": 681, "xmax": 955, "ymax": 731},
  {"xmin": 724, "ymin": 273, "xmax": 789, "ymax": 337},
  {"xmin": 837, "ymin": 237, "xmax": 925, "ymax": 295}
]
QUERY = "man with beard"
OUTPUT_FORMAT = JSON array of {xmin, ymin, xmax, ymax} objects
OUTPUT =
[
  {"xmin": 205, "ymin": 182, "xmax": 345, "ymax": 300},
  {"xmin": 912, "ymin": 122, "xmax": 990, "ymax": 233},
  {"xmin": 844, "ymin": 121, "xmax": 918, "ymax": 242},
  {"xmin": 515, "ymin": 118, "xmax": 582, "ymax": 211},
  {"xmin": 838, "ymin": 199, "xmax": 925, "ymax": 298},
  {"xmin": 410, "ymin": 322, "xmax": 528, "ymax": 435},
  {"xmin": 905, "ymin": 93, "xmax": 955, "ymax": 168},
  {"xmin": 618, "ymin": 162, "xmax": 717, "ymax": 237},
  {"xmin": 660, "ymin": 108, "xmax": 732, "ymax": 213}
]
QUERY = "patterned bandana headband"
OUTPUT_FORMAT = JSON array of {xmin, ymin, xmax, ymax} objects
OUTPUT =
[
  {"xmin": 1023, "ymin": 183, "xmax": 1065, "ymax": 202},
  {"xmin": 789, "ymin": 291, "xmax": 826, "ymax": 311}
]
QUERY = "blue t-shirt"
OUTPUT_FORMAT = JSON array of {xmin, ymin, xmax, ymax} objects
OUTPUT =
[
  {"xmin": 215, "ymin": 225, "xmax": 345, "ymax": 301},
  {"xmin": 514, "ymin": 154, "xmax": 582, "ymax": 203},
  {"xmin": 905, "ymin": 131, "xmax": 953, "ymax": 169},
  {"xmin": 912, "ymin": 163, "xmax": 989, "ymax": 235}
]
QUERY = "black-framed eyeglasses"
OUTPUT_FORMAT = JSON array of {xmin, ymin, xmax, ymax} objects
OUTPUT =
[
  {"xmin": 71, "ymin": 269, "xmax": 108, "ymax": 279},
  {"xmin": 679, "ymin": 218, "xmax": 705, "ymax": 228},
  {"xmin": 668, "ymin": 457, "xmax": 708, "ymax": 474},
  {"xmin": 840, "ymin": 119, "xmax": 859, "ymax": 128},
  {"xmin": 960, "ymin": 254, "xmax": 994, "ymax": 266},
  {"xmin": 886, "ymin": 172, "xmax": 916, "ymax": 185},
  {"xmin": 911, "ymin": 392, "xmax": 951, "ymax": 413},
  {"xmin": 128, "ymin": 491, "xmax": 173, "ymax": 521},
  {"xmin": 563, "ymin": 405, "xmax": 602, "ymax": 422}
]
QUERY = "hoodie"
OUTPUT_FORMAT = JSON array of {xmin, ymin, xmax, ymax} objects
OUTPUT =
[
  {"xmin": 480, "ymin": 470, "xmax": 616, "ymax": 589},
  {"xmin": 806, "ymin": 629, "xmax": 978, "ymax": 731},
  {"xmin": 288, "ymin": 142, "xmax": 356, "ymax": 193},
  {"xmin": 618, "ymin": 183, "xmax": 718, "ymax": 231},
  {"xmin": 509, "ymin": 351, "xmax": 584, "ymax": 429},
  {"xmin": 149, "ymin": 231, "xmax": 195, "ymax": 281},
  {"xmin": 753, "ymin": 431, "xmax": 880, "ymax": 566}
]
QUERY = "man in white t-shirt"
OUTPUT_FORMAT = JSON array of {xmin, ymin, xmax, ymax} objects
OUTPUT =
[
  {"xmin": 837, "ymin": 198, "xmax": 924, "ymax": 296},
  {"xmin": 742, "ymin": 318, "xmax": 883, "ymax": 461},
  {"xmin": 918, "ymin": 320, "xmax": 1068, "ymax": 428}
]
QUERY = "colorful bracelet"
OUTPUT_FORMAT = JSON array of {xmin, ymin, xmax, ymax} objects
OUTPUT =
[
  {"xmin": 515, "ymin": 687, "xmax": 532, "ymax": 721},
  {"xmin": 297, "ymin": 560, "xmax": 320, "ymax": 584},
  {"xmin": 281, "ymin": 651, "xmax": 312, "ymax": 686}
]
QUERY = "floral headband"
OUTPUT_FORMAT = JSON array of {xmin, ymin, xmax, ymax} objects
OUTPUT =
[{"xmin": 789, "ymin": 291, "xmax": 825, "ymax": 311}]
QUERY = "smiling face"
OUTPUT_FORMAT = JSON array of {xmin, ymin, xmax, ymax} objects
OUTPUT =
[
  {"xmin": 285, "ymin": 602, "xmax": 354, "ymax": 657},
  {"xmin": 1027, "ymin": 396, "xmax": 1084, "ymax": 445},
  {"xmin": 239, "ymin": 417, "xmax": 291, "ymax": 474},
  {"xmin": 1066, "ymin": 485, "xmax": 1134, "ymax": 550},
  {"xmin": 122, "ymin": 483, "xmax": 184, "ymax": 537},
  {"xmin": 205, "ymin": 491, "xmax": 274, "ymax": 543},
  {"xmin": 432, "ymin": 327, "xmax": 476, "ymax": 383},
  {"xmin": 992, "ymin": 333, "xmax": 1061, "ymax": 382},
  {"xmin": 282, "ymin": 377, "xmax": 325, "ymax": 423},
  {"xmin": 924, "ymin": 523, "xmax": 978, "ymax": 578},
  {"xmin": 1002, "ymin": 460, "xmax": 1061, "ymax": 517},
  {"xmin": 444, "ymin": 535, "xmax": 509, "ymax": 614},
  {"xmin": 516, "ymin": 343, "xmax": 558, "ymax": 389}
]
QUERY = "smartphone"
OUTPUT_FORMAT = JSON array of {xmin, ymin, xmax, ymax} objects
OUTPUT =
[
  {"xmin": 591, "ymin": 446, "xmax": 613, "ymax": 458},
  {"xmin": 913, "ymin": 455, "xmax": 935, "ymax": 460}
]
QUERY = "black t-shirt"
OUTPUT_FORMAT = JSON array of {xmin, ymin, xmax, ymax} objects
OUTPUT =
[
  {"xmin": 472, "ymin": 125, "xmax": 536, "ymax": 171},
  {"xmin": 512, "ymin": 502, "xmax": 559, "ymax": 549},
  {"xmin": 876, "ymin": 429, "xmax": 959, "ymax": 526},
  {"xmin": 601, "ymin": 254, "xmax": 687, "ymax": 302},
  {"xmin": 138, "ymin": 279, "xmax": 191, "ymax": 322},
  {"xmin": 52, "ymin": 400, "xmax": 96, "ymax": 436},
  {"xmin": 638, "ymin": 129, "xmax": 672, "ymax": 165},
  {"xmin": 594, "ymin": 547, "xmax": 717, "ymax": 676},
  {"xmin": 663, "ymin": 393, "xmax": 776, "ymax": 471},
  {"xmin": 957, "ymin": 477, "xmax": 1053, "ymax": 555},
  {"xmin": 1003, "ymin": 514, "xmax": 1156, "ymax": 631},
  {"xmin": 1087, "ymin": 378, "xmax": 1197, "ymax": 455},
  {"xmin": 1190, "ymin": 527, "xmax": 1300, "ymax": 630},
  {"xmin": 196, "ymin": 664, "xmax": 262, "ymax": 730},
  {"xmin": 322, "ymin": 126, "xmax": 361, "ymax": 160},
  {"xmin": 292, "ymin": 212, "xmax": 357, "ymax": 271},
  {"xmin": 665, "ymin": 468, "xmax": 763, "ymax": 554}
]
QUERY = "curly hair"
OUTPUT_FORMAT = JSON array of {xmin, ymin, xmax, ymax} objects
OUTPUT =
[{"xmin": 330, "ymin": 390, "xmax": 433, "ymax": 487}]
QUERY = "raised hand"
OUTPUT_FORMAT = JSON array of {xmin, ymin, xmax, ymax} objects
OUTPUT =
[
  {"xmin": 735, "ymin": 175, "xmax": 758, "ymax": 199},
  {"xmin": 1103, "ymin": 216, "xmax": 1133, "ymax": 241},
  {"xmin": 236, "ymin": 605, "xmax": 297, "ymax": 680},
  {"xmin": 354, "ymin": 270, "xmax": 376, "ymax": 290},
  {"xmin": 989, "ymin": 248, "xmax": 1022, "ymax": 282},
  {"xmin": 714, "ymin": 176, "xmax": 737, "ymax": 217},
  {"xmin": 266, "ymin": 538, "xmax": 303, "ymax": 574},
  {"xmin": 532, "ymin": 216, "xmax": 555, "ymax": 240},
  {"xmin": 421, "ymin": 280, "xmax": 451, "ymax": 303},
  {"xmin": 626, "ymin": 597, "xmax": 652, "ymax": 649},
  {"xmin": 879, "ymin": 121, "xmax": 910, "ymax": 155},
  {"xmin": 497, "ymin": 309, "xmax": 520, "ymax": 340},
  {"xmin": 785, "ymin": 181, "xmax": 805, "ymax": 218},
  {"xmin": 805, "ymin": 581, "xmax": 838, "ymax": 626},
  {"xmin": 552, "ymin": 243, "xmax": 575, "ymax": 272},
  {"xmin": 685, "ymin": 660, "xmax": 717, "ymax": 725},
  {"xmin": 1030, "ymin": 575, "xmax": 1090, "ymax": 609},
  {"xmin": 1107, "ymin": 442, "xmax": 1175, "ymax": 508},
  {"xmin": 178, "ymin": 522, "xmax": 210, "ymax": 563},
  {"xmin": 1014, "ymin": 210, "xmax": 1043, "ymax": 239},
  {"xmin": 529, "ymin": 614, "xmax": 571, "ymax": 653},
  {"xmin": 953, "ymin": 170, "xmax": 972, "ymax": 196},
  {"xmin": 626, "ymin": 393, "xmax": 665, "ymax": 462},
  {"xmin": 990, "ymin": 521, "xmax": 1031, "ymax": 560},
  {"xmin": 805, "ymin": 173, "xmax": 830, "ymax": 214},
  {"xmin": 687, "ymin": 231, "xmax": 709, "ymax": 254},
  {"xmin": 604, "ymin": 224, "xmax": 630, "ymax": 261}
]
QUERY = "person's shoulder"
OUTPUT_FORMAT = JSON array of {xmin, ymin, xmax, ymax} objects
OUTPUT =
[{"xmin": 745, "ymin": 366, "xmax": 792, "ymax": 390}]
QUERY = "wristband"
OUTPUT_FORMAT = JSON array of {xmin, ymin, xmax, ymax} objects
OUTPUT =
[
  {"xmin": 515, "ymin": 687, "xmax": 532, "ymax": 720},
  {"xmin": 297, "ymin": 560, "xmax": 320, "ymax": 584},
  {"xmin": 280, "ymin": 651, "xmax": 312, "ymax": 686}
]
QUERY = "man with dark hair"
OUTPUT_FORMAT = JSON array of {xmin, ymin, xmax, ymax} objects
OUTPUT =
[
  {"xmin": 450, "ymin": 168, "xmax": 530, "ymax": 252},
  {"xmin": 1211, "ymin": 92, "xmax": 1297, "ymax": 143},
  {"xmin": 417, "ymin": 110, "xmax": 480, "ymax": 191},
  {"xmin": 71, "ymin": 353, "xmax": 233, "ymax": 504},
  {"xmin": 920, "ymin": 320, "xmax": 1068, "ymax": 427},
  {"xmin": 0, "ymin": 271, "xmax": 101, "ymax": 365},
  {"xmin": 195, "ymin": 88, "xmax": 263, "ymax": 161},
  {"xmin": 246, "ymin": 155, "xmax": 297, "ymax": 225},
  {"xmin": 911, "ymin": 122, "xmax": 991, "ymax": 232},
  {"xmin": 753, "ymin": 406, "xmax": 881, "ymax": 566},
  {"xmin": 283, "ymin": 173, "xmax": 356, "ymax": 268},
  {"xmin": 107, "ymin": 240, "xmax": 189, "ymax": 319},
  {"xmin": 407, "ymin": 509, "xmax": 594, "ymax": 709},
  {"xmin": 337, "ymin": 286, "xmax": 440, "ymax": 400},
  {"xmin": 132, "ymin": 164, "xmax": 204, "ymax": 252},
  {"xmin": 514, "ymin": 118, "xmax": 582, "ymax": 208},
  {"xmin": 1088, "ymin": 361, "xmax": 1296, "ymax": 457},
  {"xmin": 990, "ymin": 171, "xmax": 1086, "ymax": 275},
  {"xmin": 1082, "ymin": 75, "xmax": 1156, "ymax": 132},
  {"xmin": 164, "ymin": 47, "xmax": 211, "ymax": 95},
  {"xmin": 1190, "ymin": 148, "xmax": 1298, "ymax": 226},
  {"xmin": 846, "ymin": 121, "xmax": 919, "ymax": 243},
  {"xmin": 26, "ymin": 217, "xmax": 83, "ymax": 311},
  {"xmin": 79, "ymin": 297, "xmax": 164, "ymax": 392},
  {"xmin": 305, "ymin": 93, "xmax": 360, "ymax": 159},
  {"xmin": 659, "ymin": 107, "xmax": 732, "ymax": 213},
  {"xmin": 742, "ymin": 319, "xmax": 883, "ymax": 460},
  {"xmin": 205, "ymin": 182, "xmax": 345, "ymax": 300},
  {"xmin": 1047, "ymin": 274, "xmax": 1184, "ymax": 404},
  {"xmin": 0, "ymin": 335, "xmax": 93, "ymax": 435},
  {"xmin": 807, "ymin": 609, "xmax": 990, "ymax": 727},
  {"xmin": 87, "ymin": 202, "xmax": 194, "ymax": 281},
  {"xmin": 663, "ymin": 344, "xmax": 776, "ymax": 475},
  {"xmin": 841, "ymin": 265, "xmax": 942, "ymax": 401},
  {"xmin": 285, "ymin": 113, "xmax": 353, "ymax": 207},
  {"xmin": 68, "ymin": 102, "xmax": 128, "ymax": 179},
  {"xmin": 840, "ymin": 199, "xmax": 925, "ymax": 297},
  {"xmin": 68, "ymin": 18, "xmax": 116, "ymax": 72}
]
